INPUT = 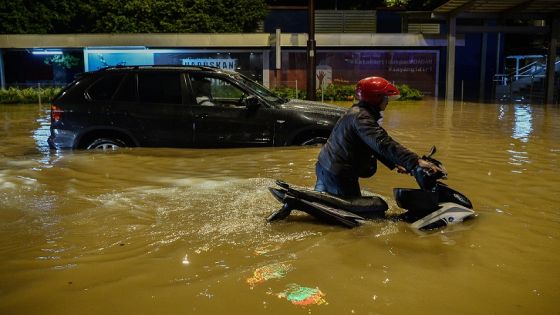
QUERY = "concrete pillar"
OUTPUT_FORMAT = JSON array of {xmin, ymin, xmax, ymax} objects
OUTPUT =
[
  {"xmin": 306, "ymin": 0, "xmax": 316, "ymax": 101},
  {"xmin": 479, "ymin": 22, "xmax": 488, "ymax": 103},
  {"xmin": 446, "ymin": 16, "xmax": 456, "ymax": 103},
  {"xmin": 262, "ymin": 50, "xmax": 270, "ymax": 88},
  {"xmin": 545, "ymin": 18, "xmax": 559, "ymax": 104},
  {"xmin": 495, "ymin": 32, "xmax": 502, "ymax": 74},
  {"xmin": 83, "ymin": 48, "xmax": 89, "ymax": 72},
  {"xmin": 0, "ymin": 49, "xmax": 5, "ymax": 89}
]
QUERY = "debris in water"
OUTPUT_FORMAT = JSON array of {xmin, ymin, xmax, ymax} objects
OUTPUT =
[
  {"xmin": 246, "ymin": 262, "xmax": 292, "ymax": 287},
  {"xmin": 254, "ymin": 244, "xmax": 281, "ymax": 256},
  {"xmin": 276, "ymin": 283, "xmax": 327, "ymax": 306},
  {"xmin": 182, "ymin": 254, "xmax": 190, "ymax": 265}
]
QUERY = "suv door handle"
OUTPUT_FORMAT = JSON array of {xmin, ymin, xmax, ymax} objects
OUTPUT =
[{"xmin": 195, "ymin": 113, "xmax": 208, "ymax": 119}]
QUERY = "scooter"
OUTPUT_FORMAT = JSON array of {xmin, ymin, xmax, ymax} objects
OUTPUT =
[{"xmin": 267, "ymin": 147, "xmax": 475, "ymax": 230}]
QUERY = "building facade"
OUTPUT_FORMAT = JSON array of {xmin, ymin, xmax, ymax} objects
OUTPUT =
[{"xmin": 0, "ymin": 5, "xmax": 558, "ymax": 103}]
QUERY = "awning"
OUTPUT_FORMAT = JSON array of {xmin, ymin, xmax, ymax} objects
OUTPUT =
[{"xmin": 433, "ymin": 0, "xmax": 560, "ymax": 17}]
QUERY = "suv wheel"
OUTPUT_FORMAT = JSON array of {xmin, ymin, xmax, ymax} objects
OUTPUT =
[
  {"xmin": 300, "ymin": 136, "xmax": 328, "ymax": 146},
  {"xmin": 86, "ymin": 138, "xmax": 126, "ymax": 150}
]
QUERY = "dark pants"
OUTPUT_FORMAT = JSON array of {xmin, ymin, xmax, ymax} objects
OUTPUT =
[{"xmin": 314, "ymin": 163, "xmax": 361, "ymax": 197}]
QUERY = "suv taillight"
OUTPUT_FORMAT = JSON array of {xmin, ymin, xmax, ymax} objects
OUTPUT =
[{"xmin": 51, "ymin": 104, "xmax": 63, "ymax": 123}]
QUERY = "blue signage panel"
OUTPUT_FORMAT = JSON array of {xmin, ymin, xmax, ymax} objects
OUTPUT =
[{"xmin": 84, "ymin": 49, "xmax": 262, "ymax": 81}]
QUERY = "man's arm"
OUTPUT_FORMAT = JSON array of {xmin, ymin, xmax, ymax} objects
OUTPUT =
[{"xmin": 354, "ymin": 113, "xmax": 419, "ymax": 172}]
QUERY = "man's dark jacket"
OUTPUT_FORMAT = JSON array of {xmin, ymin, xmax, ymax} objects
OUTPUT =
[{"xmin": 317, "ymin": 102, "xmax": 419, "ymax": 178}]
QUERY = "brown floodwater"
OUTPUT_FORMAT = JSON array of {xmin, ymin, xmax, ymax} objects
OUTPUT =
[{"xmin": 0, "ymin": 100, "xmax": 559, "ymax": 314}]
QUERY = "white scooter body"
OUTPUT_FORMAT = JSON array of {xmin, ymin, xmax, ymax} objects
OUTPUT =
[{"xmin": 410, "ymin": 202, "xmax": 476, "ymax": 230}]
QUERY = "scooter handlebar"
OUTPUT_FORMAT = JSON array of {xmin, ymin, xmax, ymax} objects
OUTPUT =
[{"xmin": 413, "ymin": 146, "xmax": 448, "ymax": 190}]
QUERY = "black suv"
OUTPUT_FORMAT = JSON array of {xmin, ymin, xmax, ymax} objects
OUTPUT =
[{"xmin": 48, "ymin": 66, "xmax": 346, "ymax": 150}]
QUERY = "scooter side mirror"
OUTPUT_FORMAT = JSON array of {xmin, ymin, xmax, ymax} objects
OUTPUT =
[{"xmin": 428, "ymin": 146, "xmax": 437, "ymax": 158}]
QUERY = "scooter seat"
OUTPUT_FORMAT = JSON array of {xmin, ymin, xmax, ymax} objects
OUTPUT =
[{"xmin": 276, "ymin": 181, "xmax": 388, "ymax": 217}]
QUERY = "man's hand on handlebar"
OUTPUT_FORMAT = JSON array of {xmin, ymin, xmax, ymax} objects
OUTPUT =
[
  {"xmin": 396, "ymin": 165, "xmax": 408, "ymax": 174},
  {"xmin": 418, "ymin": 158, "xmax": 441, "ymax": 175},
  {"xmin": 395, "ymin": 159, "xmax": 442, "ymax": 176}
]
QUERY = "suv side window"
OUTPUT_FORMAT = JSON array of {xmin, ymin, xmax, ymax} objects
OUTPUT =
[
  {"xmin": 188, "ymin": 73, "xmax": 246, "ymax": 108},
  {"xmin": 138, "ymin": 72, "xmax": 182, "ymax": 104},
  {"xmin": 113, "ymin": 73, "xmax": 138, "ymax": 102},
  {"xmin": 87, "ymin": 73, "xmax": 125, "ymax": 101}
]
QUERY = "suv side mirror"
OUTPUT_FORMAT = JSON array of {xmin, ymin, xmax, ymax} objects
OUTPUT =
[{"xmin": 244, "ymin": 95, "xmax": 261, "ymax": 110}]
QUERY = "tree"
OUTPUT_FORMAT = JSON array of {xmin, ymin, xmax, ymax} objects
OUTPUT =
[
  {"xmin": 0, "ymin": 0, "xmax": 74, "ymax": 33},
  {"xmin": 91, "ymin": 0, "xmax": 267, "ymax": 33},
  {"xmin": 0, "ymin": 0, "xmax": 268, "ymax": 34}
]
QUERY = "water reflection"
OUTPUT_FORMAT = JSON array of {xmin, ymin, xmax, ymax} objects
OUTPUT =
[
  {"xmin": 512, "ymin": 104, "xmax": 533, "ymax": 142},
  {"xmin": 507, "ymin": 145, "xmax": 530, "ymax": 173},
  {"xmin": 497, "ymin": 104, "xmax": 507, "ymax": 120},
  {"xmin": 32, "ymin": 110, "xmax": 52, "ymax": 159}
]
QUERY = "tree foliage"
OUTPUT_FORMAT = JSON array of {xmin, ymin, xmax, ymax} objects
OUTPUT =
[
  {"xmin": 0, "ymin": 0, "xmax": 267, "ymax": 34},
  {"xmin": 0, "ymin": 87, "xmax": 62, "ymax": 104},
  {"xmin": 43, "ymin": 54, "xmax": 80, "ymax": 69},
  {"xmin": 0, "ymin": 0, "xmax": 74, "ymax": 33},
  {"xmin": 271, "ymin": 83, "xmax": 423, "ymax": 101}
]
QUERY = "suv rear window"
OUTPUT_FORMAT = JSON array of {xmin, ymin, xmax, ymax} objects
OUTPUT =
[
  {"xmin": 87, "ymin": 74, "xmax": 125, "ymax": 101},
  {"xmin": 138, "ymin": 72, "xmax": 182, "ymax": 104}
]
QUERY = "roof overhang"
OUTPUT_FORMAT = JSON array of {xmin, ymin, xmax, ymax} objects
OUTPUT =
[
  {"xmin": 432, "ymin": 0, "xmax": 560, "ymax": 19},
  {"xmin": 0, "ymin": 33, "xmax": 463, "ymax": 49},
  {"xmin": 0, "ymin": 33, "xmax": 272, "ymax": 49}
]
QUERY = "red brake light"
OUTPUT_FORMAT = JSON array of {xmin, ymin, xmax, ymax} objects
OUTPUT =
[{"xmin": 51, "ymin": 104, "xmax": 63, "ymax": 122}]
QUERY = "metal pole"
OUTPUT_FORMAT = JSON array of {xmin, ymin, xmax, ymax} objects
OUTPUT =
[
  {"xmin": 446, "ymin": 16, "xmax": 456, "ymax": 103},
  {"xmin": 509, "ymin": 74, "xmax": 513, "ymax": 102},
  {"xmin": 495, "ymin": 32, "xmax": 502, "ymax": 74},
  {"xmin": 461, "ymin": 80, "xmax": 464, "ymax": 103},
  {"xmin": 545, "ymin": 18, "xmax": 559, "ymax": 105},
  {"xmin": 307, "ymin": 0, "xmax": 316, "ymax": 101},
  {"xmin": 38, "ymin": 83, "xmax": 42, "ymax": 106},
  {"xmin": 479, "ymin": 26, "xmax": 488, "ymax": 103},
  {"xmin": 530, "ymin": 75, "xmax": 534, "ymax": 103},
  {"xmin": 0, "ymin": 49, "xmax": 5, "ymax": 89},
  {"xmin": 295, "ymin": 80, "xmax": 298, "ymax": 99}
]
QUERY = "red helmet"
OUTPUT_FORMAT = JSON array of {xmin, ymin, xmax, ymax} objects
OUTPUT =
[{"xmin": 355, "ymin": 77, "xmax": 400, "ymax": 104}]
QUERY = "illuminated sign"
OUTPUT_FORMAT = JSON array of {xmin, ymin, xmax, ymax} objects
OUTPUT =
[{"xmin": 181, "ymin": 58, "xmax": 237, "ymax": 70}]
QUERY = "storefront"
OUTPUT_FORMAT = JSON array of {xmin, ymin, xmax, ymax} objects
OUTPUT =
[
  {"xmin": 1, "ymin": 45, "xmax": 442, "ymax": 98},
  {"xmin": 85, "ymin": 47, "xmax": 441, "ymax": 97},
  {"xmin": 271, "ymin": 49, "xmax": 439, "ymax": 97}
]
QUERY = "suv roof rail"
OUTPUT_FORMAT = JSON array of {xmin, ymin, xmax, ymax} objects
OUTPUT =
[
  {"xmin": 95, "ymin": 65, "xmax": 225, "ymax": 72},
  {"xmin": 74, "ymin": 72, "xmax": 88, "ymax": 79}
]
